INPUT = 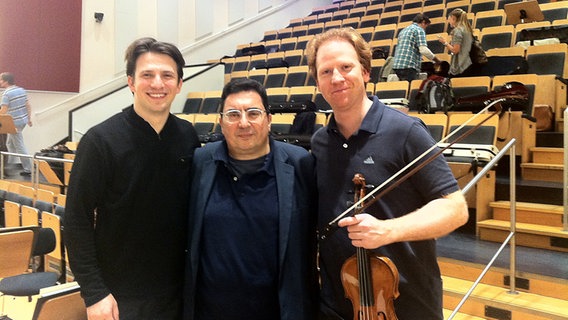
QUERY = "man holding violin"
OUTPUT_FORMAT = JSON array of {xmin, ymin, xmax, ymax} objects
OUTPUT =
[{"xmin": 306, "ymin": 28, "xmax": 469, "ymax": 320}]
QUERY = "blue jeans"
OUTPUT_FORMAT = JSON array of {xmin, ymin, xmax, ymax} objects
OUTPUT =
[
  {"xmin": 394, "ymin": 68, "xmax": 419, "ymax": 81},
  {"xmin": 7, "ymin": 124, "xmax": 32, "ymax": 172}
]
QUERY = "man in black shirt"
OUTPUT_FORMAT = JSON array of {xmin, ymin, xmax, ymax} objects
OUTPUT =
[{"xmin": 65, "ymin": 38, "xmax": 200, "ymax": 320}]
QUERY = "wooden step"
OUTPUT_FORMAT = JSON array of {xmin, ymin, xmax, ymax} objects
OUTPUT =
[
  {"xmin": 490, "ymin": 201, "xmax": 564, "ymax": 227},
  {"xmin": 443, "ymin": 275, "xmax": 568, "ymax": 320},
  {"xmin": 478, "ymin": 219, "xmax": 568, "ymax": 252},
  {"xmin": 521, "ymin": 163, "xmax": 563, "ymax": 182},
  {"xmin": 443, "ymin": 308, "xmax": 485, "ymax": 319},
  {"xmin": 530, "ymin": 147, "xmax": 564, "ymax": 165},
  {"xmin": 439, "ymin": 257, "xmax": 568, "ymax": 301}
]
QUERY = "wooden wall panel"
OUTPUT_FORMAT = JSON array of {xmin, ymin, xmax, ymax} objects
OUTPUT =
[{"xmin": 0, "ymin": 0, "xmax": 81, "ymax": 92}]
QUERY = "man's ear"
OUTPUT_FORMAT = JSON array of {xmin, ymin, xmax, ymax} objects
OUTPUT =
[
  {"xmin": 127, "ymin": 76, "xmax": 135, "ymax": 93},
  {"xmin": 362, "ymin": 69, "xmax": 371, "ymax": 83}
]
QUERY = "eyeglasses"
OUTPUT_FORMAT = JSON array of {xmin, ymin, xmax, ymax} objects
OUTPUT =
[{"xmin": 221, "ymin": 108, "xmax": 266, "ymax": 123}]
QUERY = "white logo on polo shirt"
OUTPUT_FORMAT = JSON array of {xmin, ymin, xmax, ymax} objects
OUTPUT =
[{"xmin": 363, "ymin": 156, "xmax": 375, "ymax": 165}]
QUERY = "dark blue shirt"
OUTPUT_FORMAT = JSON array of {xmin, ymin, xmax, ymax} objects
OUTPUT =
[
  {"xmin": 313, "ymin": 96, "xmax": 460, "ymax": 320},
  {"xmin": 196, "ymin": 142, "xmax": 280, "ymax": 320}
]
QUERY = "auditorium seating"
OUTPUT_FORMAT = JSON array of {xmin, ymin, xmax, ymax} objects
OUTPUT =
[
  {"xmin": 0, "ymin": 228, "xmax": 34, "ymax": 278},
  {"xmin": 200, "ymin": 91, "xmax": 222, "ymax": 114},
  {"xmin": 526, "ymin": 43, "xmax": 568, "ymax": 78},
  {"xmin": 279, "ymin": 37, "xmax": 297, "ymax": 51},
  {"xmin": 266, "ymin": 51, "xmax": 286, "ymax": 67},
  {"xmin": 426, "ymin": 33, "xmax": 448, "ymax": 54},
  {"xmin": 360, "ymin": 14, "xmax": 381, "ymax": 28},
  {"xmin": 357, "ymin": 26, "xmax": 375, "ymax": 42},
  {"xmin": 283, "ymin": 49, "xmax": 305, "ymax": 67},
  {"xmin": 413, "ymin": 113, "xmax": 448, "ymax": 141},
  {"xmin": 513, "ymin": 21, "xmax": 551, "ymax": 44},
  {"xmin": 470, "ymin": 0, "xmax": 496, "ymax": 13},
  {"xmin": 288, "ymin": 86, "xmax": 316, "ymax": 103},
  {"xmin": 399, "ymin": 8, "xmax": 422, "ymax": 23},
  {"xmin": 451, "ymin": 76, "xmax": 492, "ymax": 102},
  {"xmin": 426, "ymin": 17, "xmax": 448, "ymax": 34},
  {"xmin": 384, "ymin": 0, "xmax": 403, "ymax": 13},
  {"xmin": 266, "ymin": 87, "xmax": 290, "ymax": 105},
  {"xmin": 473, "ymin": 9, "xmax": 507, "ymax": 30},
  {"xmin": 402, "ymin": 0, "xmax": 423, "ymax": 11},
  {"xmin": 369, "ymin": 39, "xmax": 393, "ymax": 57},
  {"xmin": 292, "ymin": 25, "xmax": 308, "ymax": 37},
  {"xmin": 296, "ymin": 35, "xmax": 314, "ymax": 50},
  {"xmin": 373, "ymin": 23, "xmax": 397, "ymax": 41},
  {"xmin": 479, "ymin": 25, "xmax": 515, "ymax": 50},
  {"xmin": 374, "ymin": 80, "xmax": 409, "ymax": 100},
  {"xmin": 342, "ymin": 16, "xmax": 361, "ymax": 28},
  {"xmin": 378, "ymin": 11, "xmax": 400, "ymax": 25},
  {"xmin": 421, "ymin": 3, "xmax": 446, "ymax": 19},
  {"xmin": 486, "ymin": 46, "xmax": 525, "ymax": 58},
  {"xmin": 180, "ymin": 0, "xmax": 568, "ymax": 158},
  {"xmin": 445, "ymin": 0, "xmax": 470, "ymax": 16},
  {"xmin": 31, "ymin": 282, "xmax": 87, "ymax": 320},
  {"xmin": 265, "ymin": 67, "xmax": 288, "ymax": 88},
  {"xmin": 348, "ymin": 6, "xmax": 368, "ymax": 19},
  {"xmin": 365, "ymin": 4, "xmax": 384, "ymax": 16},
  {"xmin": 248, "ymin": 69, "xmax": 267, "ymax": 86},
  {"xmin": 0, "ymin": 227, "xmax": 59, "ymax": 297},
  {"xmin": 540, "ymin": 1, "xmax": 568, "ymax": 22},
  {"xmin": 284, "ymin": 66, "xmax": 310, "ymax": 87}
]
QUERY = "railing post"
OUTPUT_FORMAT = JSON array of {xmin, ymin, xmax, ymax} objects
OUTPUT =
[{"xmin": 508, "ymin": 143, "xmax": 518, "ymax": 295}]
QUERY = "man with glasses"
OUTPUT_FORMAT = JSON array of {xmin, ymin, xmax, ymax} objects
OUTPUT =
[{"xmin": 184, "ymin": 78, "xmax": 318, "ymax": 320}]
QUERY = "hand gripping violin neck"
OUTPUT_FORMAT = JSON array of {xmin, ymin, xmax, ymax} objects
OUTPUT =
[{"xmin": 340, "ymin": 173, "xmax": 400, "ymax": 320}]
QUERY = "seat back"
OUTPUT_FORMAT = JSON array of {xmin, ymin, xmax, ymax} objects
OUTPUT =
[
  {"xmin": 480, "ymin": 25, "xmax": 515, "ymax": 50},
  {"xmin": 4, "ymin": 200, "xmax": 21, "ymax": 227},
  {"xmin": 0, "ymin": 229, "xmax": 34, "ymax": 277},
  {"xmin": 446, "ymin": 112, "xmax": 499, "ymax": 145},
  {"xmin": 474, "ymin": 9, "xmax": 506, "ymax": 30},
  {"xmin": 526, "ymin": 43, "xmax": 568, "ymax": 78},
  {"xmin": 413, "ymin": 113, "xmax": 448, "ymax": 141},
  {"xmin": 33, "ymin": 282, "xmax": 87, "ymax": 320},
  {"xmin": 21, "ymin": 205, "xmax": 40, "ymax": 227},
  {"xmin": 375, "ymin": 81, "xmax": 409, "ymax": 100},
  {"xmin": 183, "ymin": 92, "xmax": 204, "ymax": 114}
]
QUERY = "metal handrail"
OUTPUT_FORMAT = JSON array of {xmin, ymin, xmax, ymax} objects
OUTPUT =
[
  {"xmin": 448, "ymin": 138, "xmax": 518, "ymax": 320},
  {"xmin": 1, "ymin": 151, "xmax": 74, "ymax": 190}
]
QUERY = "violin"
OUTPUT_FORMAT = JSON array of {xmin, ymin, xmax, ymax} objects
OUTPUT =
[{"xmin": 341, "ymin": 173, "xmax": 400, "ymax": 320}]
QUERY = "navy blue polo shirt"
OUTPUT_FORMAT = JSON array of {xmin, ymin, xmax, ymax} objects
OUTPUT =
[
  {"xmin": 312, "ymin": 96, "xmax": 460, "ymax": 320},
  {"xmin": 195, "ymin": 144, "xmax": 280, "ymax": 320}
]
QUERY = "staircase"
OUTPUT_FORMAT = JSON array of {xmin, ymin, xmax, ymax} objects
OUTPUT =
[
  {"xmin": 478, "ymin": 132, "xmax": 566, "ymax": 252},
  {"xmin": 440, "ymin": 257, "xmax": 568, "ymax": 320},
  {"xmin": 478, "ymin": 201, "xmax": 568, "ymax": 252},
  {"xmin": 521, "ymin": 147, "xmax": 564, "ymax": 183},
  {"xmin": 441, "ymin": 131, "xmax": 568, "ymax": 319}
]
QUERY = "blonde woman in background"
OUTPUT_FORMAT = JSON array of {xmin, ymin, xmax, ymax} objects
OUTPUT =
[{"xmin": 438, "ymin": 8, "xmax": 477, "ymax": 77}]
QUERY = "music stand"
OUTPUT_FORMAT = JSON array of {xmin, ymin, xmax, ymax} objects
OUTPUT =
[
  {"xmin": 0, "ymin": 114, "xmax": 16, "ymax": 134},
  {"xmin": 504, "ymin": 0, "xmax": 544, "ymax": 25}
]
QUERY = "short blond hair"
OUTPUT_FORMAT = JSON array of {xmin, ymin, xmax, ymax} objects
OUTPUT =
[{"xmin": 305, "ymin": 28, "xmax": 372, "ymax": 82}]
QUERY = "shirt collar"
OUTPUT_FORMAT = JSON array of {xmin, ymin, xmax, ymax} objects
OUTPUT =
[
  {"xmin": 326, "ymin": 96, "xmax": 385, "ymax": 136},
  {"xmin": 212, "ymin": 139, "xmax": 275, "ymax": 176}
]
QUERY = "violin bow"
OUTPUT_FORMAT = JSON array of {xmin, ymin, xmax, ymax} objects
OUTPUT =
[{"xmin": 319, "ymin": 98, "xmax": 506, "ymax": 240}]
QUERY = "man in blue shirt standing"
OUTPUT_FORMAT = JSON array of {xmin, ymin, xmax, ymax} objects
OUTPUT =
[
  {"xmin": 306, "ymin": 27, "xmax": 468, "ymax": 320},
  {"xmin": 0, "ymin": 72, "xmax": 33, "ymax": 176},
  {"xmin": 393, "ymin": 14, "xmax": 441, "ymax": 81}
]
